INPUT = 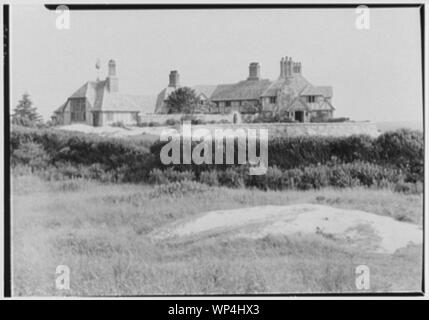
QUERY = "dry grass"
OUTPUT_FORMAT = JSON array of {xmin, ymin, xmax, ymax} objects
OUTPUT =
[{"xmin": 11, "ymin": 175, "xmax": 423, "ymax": 296}]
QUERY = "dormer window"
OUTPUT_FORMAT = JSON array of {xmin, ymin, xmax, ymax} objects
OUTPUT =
[
  {"xmin": 269, "ymin": 96, "xmax": 277, "ymax": 104},
  {"xmin": 307, "ymin": 96, "xmax": 315, "ymax": 103}
]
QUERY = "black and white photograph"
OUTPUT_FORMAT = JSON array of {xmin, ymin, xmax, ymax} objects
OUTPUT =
[{"xmin": 2, "ymin": 1, "xmax": 427, "ymax": 301}]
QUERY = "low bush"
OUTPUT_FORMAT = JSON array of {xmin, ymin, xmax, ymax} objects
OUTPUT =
[
  {"xmin": 11, "ymin": 141, "xmax": 50, "ymax": 171},
  {"xmin": 218, "ymin": 168, "xmax": 245, "ymax": 188},
  {"xmin": 11, "ymin": 126, "xmax": 155, "ymax": 182},
  {"xmin": 148, "ymin": 121, "xmax": 161, "ymax": 127},
  {"xmin": 199, "ymin": 170, "xmax": 220, "ymax": 186},
  {"xmin": 394, "ymin": 181, "xmax": 424, "ymax": 195},
  {"xmin": 10, "ymin": 126, "xmax": 423, "ymax": 189},
  {"xmin": 149, "ymin": 180, "xmax": 209, "ymax": 198},
  {"xmin": 165, "ymin": 118, "xmax": 180, "ymax": 126},
  {"xmin": 374, "ymin": 129, "xmax": 423, "ymax": 182},
  {"xmin": 149, "ymin": 168, "xmax": 195, "ymax": 184}
]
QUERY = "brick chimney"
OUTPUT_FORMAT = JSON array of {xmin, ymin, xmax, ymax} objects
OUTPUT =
[
  {"xmin": 247, "ymin": 62, "xmax": 260, "ymax": 80},
  {"xmin": 292, "ymin": 61, "xmax": 302, "ymax": 74},
  {"xmin": 280, "ymin": 57, "xmax": 285, "ymax": 78},
  {"xmin": 284, "ymin": 57, "xmax": 293, "ymax": 78},
  {"xmin": 168, "ymin": 70, "xmax": 180, "ymax": 87},
  {"xmin": 106, "ymin": 59, "xmax": 119, "ymax": 92}
]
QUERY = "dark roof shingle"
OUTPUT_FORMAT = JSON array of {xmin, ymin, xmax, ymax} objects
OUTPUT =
[{"xmin": 210, "ymin": 79, "xmax": 271, "ymax": 101}]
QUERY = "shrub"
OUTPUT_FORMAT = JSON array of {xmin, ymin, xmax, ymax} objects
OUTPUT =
[
  {"xmin": 165, "ymin": 118, "xmax": 180, "ymax": 126},
  {"xmin": 199, "ymin": 170, "xmax": 220, "ymax": 186},
  {"xmin": 394, "ymin": 181, "xmax": 423, "ymax": 194},
  {"xmin": 11, "ymin": 127, "xmax": 423, "ymax": 191},
  {"xmin": 148, "ymin": 121, "xmax": 160, "ymax": 127},
  {"xmin": 11, "ymin": 126, "xmax": 155, "ymax": 182},
  {"xmin": 299, "ymin": 166, "xmax": 329, "ymax": 190},
  {"xmin": 11, "ymin": 141, "xmax": 50, "ymax": 171},
  {"xmin": 262, "ymin": 166, "xmax": 284, "ymax": 190},
  {"xmin": 374, "ymin": 129, "xmax": 423, "ymax": 182},
  {"xmin": 218, "ymin": 168, "xmax": 245, "ymax": 188},
  {"xmin": 328, "ymin": 166, "xmax": 360, "ymax": 188},
  {"xmin": 148, "ymin": 168, "xmax": 195, "ymax": 184},
  {"xmin": 149, "ymin": 180, "xmax": 209, "ymax": 198}
]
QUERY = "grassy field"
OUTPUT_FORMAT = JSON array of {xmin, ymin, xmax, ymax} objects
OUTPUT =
[{"xmin": 12, "ymin": 175, "xmax": 423, "ymax": 296}]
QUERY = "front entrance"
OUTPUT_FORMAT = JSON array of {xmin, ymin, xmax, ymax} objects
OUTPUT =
[
  {"xmin": 294, "ymin": 111, "xmax": 304, "ymax": 122},
  {"xmin": 93, "ymin": 112, "xmax": 101, "ymax": 126},
  {"xmin": 232, "ymin": 111, "xmax": 241, "ymax": 124}
]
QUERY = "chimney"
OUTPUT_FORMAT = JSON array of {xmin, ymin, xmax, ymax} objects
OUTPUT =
[
  {"xmin": 283, "ymin": 56, "xmax": 288, "ymax": 78},
  {"xmin": 106, "ymin": 59, "xmax": 119, "ymax": 92},
  {"xmin": 293, "ymin": 62, "xmax": 300, "ymax": 73},
  {"xmin": 108, "ymin": 59, "xmax": 116, "ymax": 76},
  {"xmin": 168, "ymin": 70, "xmax": 180, "ymax": 87},
  {"xmin": 247, "ymin": 62, "xmax": 260, "ymax": 80},
  {"xmin": 280, "ymin": 57, "xmax": 285, "ymax": 78},
  {"xmin": 286, "ymin": 57, "xmax": 293, "ymax": 77}
]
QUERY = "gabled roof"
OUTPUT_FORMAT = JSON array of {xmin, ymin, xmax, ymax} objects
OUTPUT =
[
  {"xmin": 192, "ymin": 85, "xmax": 218, "ymax": 99},
  {"xmin": 54, "ymin": 101, "xmax": 67, "ymax": 114},
  {"xmin": 301, "ymin": 85, "xmax": 333, "ymax": 98},
  {"xmin": 69, "ymin": 83, "xmax": 90, "ymax": 98},
  {"xmin": 210, "ymin": 79, "xmax": 271, "ymax": 101},
  {"xmin": 56, "ymin": 80, "xmax": 156, "ymax": 114},
  {"xmin": 286, "ymin": 97, "xmax": 310, "ymax": 111},
  {"xmin": 261, "ymin": 73, "xmax": 311, "ymax": 97},
  {"xmin": 154, "ymin": 86, "xmax": 178, "ymax": 113}
]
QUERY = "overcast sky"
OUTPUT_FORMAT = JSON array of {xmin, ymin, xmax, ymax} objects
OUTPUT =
[{"xmin": 10, "ymin": 5, "xmax": 423, "ymax": 122}]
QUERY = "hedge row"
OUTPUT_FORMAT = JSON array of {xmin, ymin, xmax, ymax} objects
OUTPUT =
[
  {"xmin": 149, "ymin": 129, "xmax": 423, "ymax": 182},
  {"xmin": 11, "ymin": 126, "xmax": 157, "ymax": 182},
  {"xmin": 11, "ymin": 126, "xmax": 423, "ymax": 184},
  {"xmin": 148, "ymin": 162, "xmax": 403, "ymax": 190}
]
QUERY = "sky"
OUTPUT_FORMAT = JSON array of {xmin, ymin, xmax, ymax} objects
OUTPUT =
[{"xmin": 10, "ymin": 5, "xmax": 423, "ymax": 122}]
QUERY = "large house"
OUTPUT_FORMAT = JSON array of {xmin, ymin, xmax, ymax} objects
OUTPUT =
[
  {"xmin": 52, "ymin": 60, "xmax": 155, "ymax": 126},
  {"xmin": 155, "ymin": 57, "xmax": 335, "ymax": 122}
]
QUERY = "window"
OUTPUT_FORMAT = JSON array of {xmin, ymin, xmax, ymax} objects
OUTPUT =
[
  {"xmin": 70, "ymin": 99, "xmax": 86, "ymax": 122},
  {"xmin": 225, "ymin": 101, "xmax": 231, "ymax": 107},
  {"xmin": 307, "ymin": 96, "xmax": 315, "ymax": 103},
  {"xmin": 269, "ymin": 96, "xmax": 277, "ymax": 104}
]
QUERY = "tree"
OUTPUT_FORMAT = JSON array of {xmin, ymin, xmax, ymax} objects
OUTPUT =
[
  {"xmin": 11, "ymin": 93, "xmax": 43, "ymax": 126},
  {"xmin": 165, "ymin": 87, "xmax": 199, "ymax": 114}
]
